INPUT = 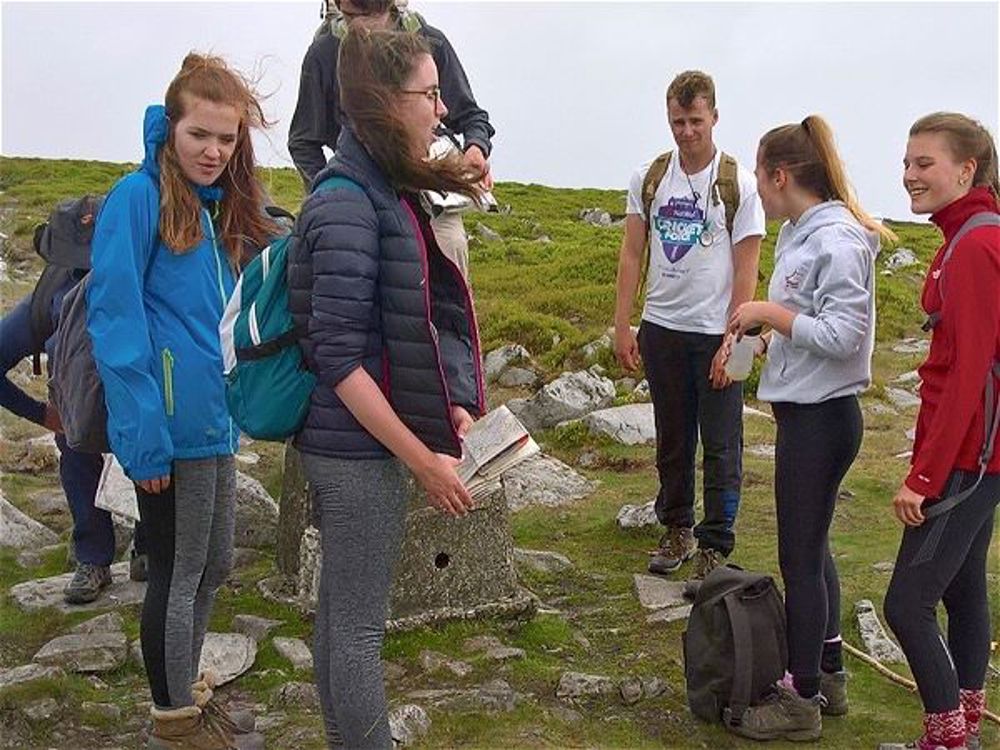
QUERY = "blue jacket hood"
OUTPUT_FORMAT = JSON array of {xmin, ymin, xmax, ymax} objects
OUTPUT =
[{"xmin": 142, "ymin": 104, "xmax": 223, "ymax": 204}]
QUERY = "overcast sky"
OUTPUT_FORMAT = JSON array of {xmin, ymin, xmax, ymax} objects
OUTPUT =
[{"xmin": 2, "ymin": 1, "xmax": 998, "ymax": 220}]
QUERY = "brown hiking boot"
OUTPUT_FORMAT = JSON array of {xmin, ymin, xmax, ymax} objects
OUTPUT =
[
  {"xmin": 682, "ymin": 548, "xmax": 725, "ymax": 599},
  {"xmin": 192, "ymin": 672, "xmax": 263, "ymax": 749},
  {"xmin": 819, "ymin": 670, "xmax": 848, "ymax": 716},
  {"xmin": 648, "ymin": 526, "xmax": 696, "ymax": 575},
  {"xmin": 147, "ymin": 704, "xmax": 236, "ymax": 749},
  {"xmin": 724, "ymin": 682, "xmax": 823, "ymax": 742}
]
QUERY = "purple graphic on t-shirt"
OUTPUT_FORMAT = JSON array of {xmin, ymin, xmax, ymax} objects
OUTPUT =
[{"xmin": 653, "ymin": 196, "xmax": 704, "ymax": 263}]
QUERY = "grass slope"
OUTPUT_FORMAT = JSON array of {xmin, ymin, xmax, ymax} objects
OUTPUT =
[{"xmin": 0, "ymin": 156, "xmax": 996, "ymax": 749}]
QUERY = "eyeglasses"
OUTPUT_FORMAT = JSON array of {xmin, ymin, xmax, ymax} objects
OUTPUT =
[{"xmin": 399, "ymin": 86, "xmax": 442, "ymax": 106}]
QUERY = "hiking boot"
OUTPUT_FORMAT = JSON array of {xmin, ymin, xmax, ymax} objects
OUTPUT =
[
  {"xmin": 130, "ymin": 549, "xmax": 149, "ymax": 582},
  {"xmin": 724, "ymin": 682, "xmax": 823, "ymax": 742},
  {"xmin": 192, "ymin": 673, "xmax": 263, "ymax": 749},
  {"xmin": 63, "ymin": 563, "xmax": 112, "ymax": 604},
  {"xmin": 683, "ymin": 548, "xmax": 725, "ymax": 599},
  {"xmin": 148, "ymin": 704, "xmax": 236, "ymax": 749},
  {"xmin": 648, "ymin": 526, "xmax": 696, "ymax": 575},
  {"xmin": 819, "ymin": 670, "xmax": 848, "ymax": 716}
]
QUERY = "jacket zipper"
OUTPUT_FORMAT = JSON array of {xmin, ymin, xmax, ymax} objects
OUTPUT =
[
  {"xmin": 204, "ymin": 209, "xmax": 234, "ymax": 447},
  {"xmin": 162, "ymin": 348, "xmax": 175, "ymax": 416}
]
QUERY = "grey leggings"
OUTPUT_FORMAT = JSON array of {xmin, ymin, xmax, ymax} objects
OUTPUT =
[
  {"xmin": 137, "ymin": 456, "xmax": 236, "ymax": 709},
  {"xmin": 301, "ymin": 452, "xmax": 409, "ymax": 749}
]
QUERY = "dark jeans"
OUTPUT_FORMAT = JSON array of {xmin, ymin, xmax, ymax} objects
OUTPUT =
[
  {"xmin": 773, "ymin": 396, "xmax": 862, "ymax": 694},
  {"xmin": 639, "ymin": 320, "xmax": 743, "ymax": 555},
  {"xmin": 884, "ymin": 470, "xmax": 1000, "ymax": 713},
  {"xmin": 0, "ymin": 293, "xmax": 116, "ymax": 567}
]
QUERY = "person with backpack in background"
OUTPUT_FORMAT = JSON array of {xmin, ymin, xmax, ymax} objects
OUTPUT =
[
  {"xmin": 879, "ymin": 113, "xmax": 1000, "ymax": 750},
  {"xmin": 288, "ymin": 0, "xmax": 493, "ymax": 280},
  {"xmin": 286, "ymin": 28, "xmax": 485, "ymax": 748},
  {"xmin": 725, "ymin": 115, "xmax": 893, "ymax": 741},
  {"xmin": 613, "ymin": 70, "xmax": 765, "ymax": 585},
  {"xmin": 85, "ymin": 52, "xmax": 279, "ymax": 749},
  {"xmin": 1, "ymin": 205, "xmax": 150, "ymax": 603}
]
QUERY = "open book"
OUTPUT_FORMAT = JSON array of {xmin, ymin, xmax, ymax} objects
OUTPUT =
[{"xmin": 457, "ymin": 406, "xmax": 539, "ymax": 500}]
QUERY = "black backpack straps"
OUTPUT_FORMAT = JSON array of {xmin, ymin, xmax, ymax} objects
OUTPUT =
[{"xmin": 723, "ymin": 589, "xmax": 755, "ymax": 727}]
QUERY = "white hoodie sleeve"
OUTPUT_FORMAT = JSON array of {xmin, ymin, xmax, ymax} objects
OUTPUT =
[{"xmin": 789, "ymin": 225, "xmax": 875, "ymax": 361}]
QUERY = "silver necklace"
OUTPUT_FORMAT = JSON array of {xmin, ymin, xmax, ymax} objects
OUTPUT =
[{"xmin": 681, "ymin": 153, "xmax": 717, "ymax": 247}]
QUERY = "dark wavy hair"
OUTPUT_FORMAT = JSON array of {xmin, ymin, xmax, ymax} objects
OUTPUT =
[
  {"xmin": 337, "ymin": 29, "xmax": 483, "ymax": 199},
  {"xmin": 160, "ymin": 52, "xmax": 278, "ymax": 268}
]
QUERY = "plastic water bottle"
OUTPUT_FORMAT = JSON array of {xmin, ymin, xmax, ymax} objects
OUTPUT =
[{"xmin": 725, "ymin": 326, "xmax": 762, "ymax": 381}]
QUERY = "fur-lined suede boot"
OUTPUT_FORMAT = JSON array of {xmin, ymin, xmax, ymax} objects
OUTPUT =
[{"xmin": 147, "ymin": 704, "xmax": 235, "ymax": 749}]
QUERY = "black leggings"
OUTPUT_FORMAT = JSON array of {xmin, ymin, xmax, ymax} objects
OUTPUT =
[
  {"xmin": 773, "ymin": 396, "xmax": 862, "ymax": 694},
  {"xmin": 884, "ymin": 471, "xmax": 1000, "ymax": 713}
]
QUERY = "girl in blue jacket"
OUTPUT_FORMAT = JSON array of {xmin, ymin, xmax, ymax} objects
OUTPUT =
[
  {"xmin": 86, "ymin": 53, "xmax": 277, "ymax": 748},
  {"xmin": 287, "ymin": 29, "xmax": 486, "ymax": 748}
]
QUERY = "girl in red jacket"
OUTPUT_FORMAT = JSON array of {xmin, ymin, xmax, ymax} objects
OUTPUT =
[{"xmin": 881, "ymin": 113, "xmax": 1000, "ymax": 750}]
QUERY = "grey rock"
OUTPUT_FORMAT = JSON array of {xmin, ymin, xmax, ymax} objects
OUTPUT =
[
  {"xmin": 633, "ymin": 575, "xmax": 688, "ymax": 610},
  {"xmin": 502, "ymin": 453, "xmax": 597, "ymax": 511},
  {"xmin": 232, "ymin": 615, "xmax": 282, "ymax": 642},
  {"xmin": 10, "ymin": 561, "xmax": 145, "ymax": 613},
  {"xmin": 578, "ymin": 208, "xmax": 613, "ymax": 227},
  {"xmin": 232, "ymin": 547, "xmax": 262, "ymax": 569},
  {"xmin": 16, "ymin": 542, "xmax": 63, "ymax": 568},
  {"xmin": 865, "ymin": 401, "xmax": 899, "ymax": 416},
  {"xmin": 582, "ymin": 333, "xmax": 611, "ymax": 359},
  {"xmin": 873, "ymin": 562, "xmax": 895, "ymax": 573},
  {"xmin": 484, "ymin": 344, "xmax": 531, "ymax": 383},
  {"xmin": 462, "ymin": 635, "xmax": 504, "ymax": 654},
  {"xmin": 235, "ymin": 451, "xmax": 260, "ymax": 466},
  {"xmin": 509, "ymin": 370, "xmax": 615, "ymax": 432},
  {"xmin": 895, "ymin": 370, "xmax": 921, "ymax": 384},
  {"xmin": 475, "ymin": 222, "xmax": 502, "ymax": 242},
  {"xmin": 272, "ymin": 637, "xmax": 313, "ymax": 672},
  {"xmin": 384, "ymin": 660, "xmax": 408, "ymax": 681},
  {"xmin": 22, "ymin": 697, "xmax": 59, "ymax": 722},
  {"xmin": 633, "ymin": 379, "xmax": 651, "ymax": 401},
  {"xmin": 619, "ymin": 676, "xmax": 643, "ymax": 705},
  {"xmin": 389, "ymin": 704, "xmax": 431, "ymax": 746},
  {"xmin": 550, "ymin": 704, "xmax": 584, "ymax": 723},
  {"xmin": 81, "ymin": 701, "xmax": 122, "ymax": 722},
  {"xmin": 513, "ymin": 548, "xmax": 573, "ymax": 574},
  {"xmin": 198, "ymin": 632, "xmax": 257, "ymax": 685},
  {"xmin": 497, "ymin": 366, "xmax": 538, "ymax": 389},
  {"xmin": 743, "ymin": 404, "xmax": 774, "ymax": 421},
  {"xmin": 535, "ymin": 235, "xmax": 552, "ymax": 244},
  {"xmin": 486, "ymin": 646, "xmax": 526, "ymax": 662},
  {"xmin": 418, "ymin": 650, "xmax": 472, "ymax": 677},
  {"xmin": 16, "ymin": 433, "xmax": 59, "ymax": 473},
  {"xmin": 616, "ymin": 377, "xmax": 637, "ymax": 392},
  {"xmin": 130, "ymin": 639, "xmax": 143, "ymax": 668},
  {"xmin": 31, "ymin": 492, "xmax": 67, "ymax": 517},
  {"xmin": 297, "ymin": 525, "xmax": 321, "ymax": 610},
  {"xmin": 274, "ymin": 681, "xmax": 320, "ymax": 710},
  {"xmin": 885, "ymin": 247, "xmax": 919, "ymax": 270},
  {"xmin": 0, "ymin": 663, "xmax": 65, "ymax": 690},
  {"xmin": 555, "ymin": 671, "xmax": 616, "ymax": 699},
  {"xmin": 576, "ymin": 450, "xmax": 600, "ymax": 469},
  {"xmin": 33, "ymin": 632, "xmax": 128, "ymax": 673},
  {"xmin": 855, "ymin": 599, "xmax": 906, "ymax": 664},
  {"xmin": 646, "ymin": 604, "xmax": 693, "ymax": 625},
  {"xmin": 1, "ymin": 488, "xmax": 59, "ymax": 550},
  {"xmin": 407, "ymin": 679, "xmax": 517, "ymax": 712},
  {"xmin": 255, "ymin": 712, "xmax": 287, "ymax": 731},
  {"xmin": 838, "ymin": 488, "xmax": 856, "ymax": 500},
  {"xmin": 616, "ymin": 500, "xmax": 658, "ymax": 529},
  {"xmin": 70, "ymin": 612, "xmax": 125, "ymax": 635},
  {"xmin": 746, "ymin": 444, "xmax": 776, "ymax": 459},
  {"xmin": 582, "ymin": 403, "xmax": 656, "ymax": 445},
  {"xmin": 234, "ymin": 471, "xmax": 279, "ymax": 549},
  {"xmin": 641, "ymin": 676, "xmax": 670, "ymax": 699},
  {"xmin": 895, "ymin": 450, "xmax": 914, "ymax": 460},
  {"xmin": 886, "ymin": 387, "xmax": 921, "ymax": 410},
  {"xmin": 892, "ymin": 338, "xmax": 931, "ymax": 355},
  {"xmin": 905, "ymin": 427, "xmax": 917, "ymax": 441}
]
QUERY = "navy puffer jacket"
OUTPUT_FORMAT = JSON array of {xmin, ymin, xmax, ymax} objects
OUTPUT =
[{"xmin": 288, "ymin": 127, "xmax": 485, "ymax": 459}]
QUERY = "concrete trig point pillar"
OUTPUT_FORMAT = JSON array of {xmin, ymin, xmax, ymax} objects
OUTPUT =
[{"xmin": 297, "ymin": 476, "xmax": 535, "ymax": 631}]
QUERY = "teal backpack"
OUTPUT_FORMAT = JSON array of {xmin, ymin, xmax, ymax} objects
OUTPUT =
[{"xmin": 219, "ymin": 177, "xmax": 360, "ymax": 440}]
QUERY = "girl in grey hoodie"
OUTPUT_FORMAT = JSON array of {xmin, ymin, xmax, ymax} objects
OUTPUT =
[{"xmin": 723, "ymin": 115, "xmax": 895, "ymax": 742}]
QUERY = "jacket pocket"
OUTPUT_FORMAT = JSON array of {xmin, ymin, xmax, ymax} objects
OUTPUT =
[{"xmin": 162, "ymin": 348, "xmax": 175, "ymax": 416}]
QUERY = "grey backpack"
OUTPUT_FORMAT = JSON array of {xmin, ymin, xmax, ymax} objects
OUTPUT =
[{"xmin": 682, "ymin": 564, "xmax": 788, "ymax": 727}]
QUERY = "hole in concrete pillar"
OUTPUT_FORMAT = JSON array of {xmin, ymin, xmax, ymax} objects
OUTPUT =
[{"xmin": 434, "ymin": 552, "xmax": 450, "ymax": 569}]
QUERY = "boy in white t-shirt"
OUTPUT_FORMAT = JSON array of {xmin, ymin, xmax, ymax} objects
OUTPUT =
[{"xmin": 613, "ymin": 70, "xmax": 765, "ymax": 582}]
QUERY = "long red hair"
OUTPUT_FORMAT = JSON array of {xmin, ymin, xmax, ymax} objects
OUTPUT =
[{"xmin": 159, "ymin": 52, "xmax": 278, "ymax": 267}]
